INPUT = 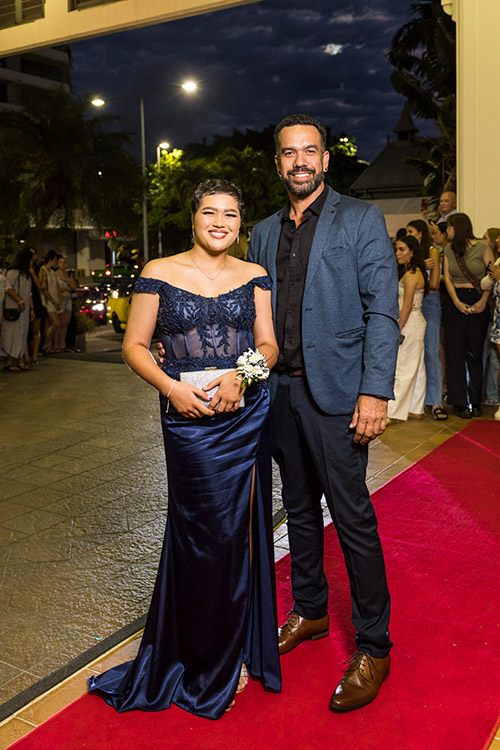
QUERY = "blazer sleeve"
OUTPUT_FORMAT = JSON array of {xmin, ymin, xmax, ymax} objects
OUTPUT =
[{"xmin": 356, "ymin": 204, "xmax": 400, "ymax": 399}]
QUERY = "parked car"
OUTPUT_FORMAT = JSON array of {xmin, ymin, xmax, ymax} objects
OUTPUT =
[
  {"xmin": 104, "ymin": 279, "xmax": 135, "ymax": 333},
  {"xmin": 77, "ymin": 285, "xmax": 107, "ymax": 325}
]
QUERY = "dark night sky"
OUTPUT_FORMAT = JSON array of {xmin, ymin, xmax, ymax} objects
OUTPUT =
[{"xmin": 71, "ymin": 0, "xmax": 435, "ymax": 164}]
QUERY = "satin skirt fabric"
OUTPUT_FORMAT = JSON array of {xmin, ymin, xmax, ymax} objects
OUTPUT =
[{"xmin": 88, "ymin": 384, "xmax": 281, "ymax": 719}]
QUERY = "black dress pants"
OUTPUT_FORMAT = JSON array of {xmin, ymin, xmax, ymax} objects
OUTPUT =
[
  {"xmin": 443, "ymin": 288, "xmax": 490, "ymax": 406},
  {"xmin": 272, "ymin": 374, "xmax": 392, "ymax": 658}
]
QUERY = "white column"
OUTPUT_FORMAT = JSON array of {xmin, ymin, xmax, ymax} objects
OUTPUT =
[{"xmin": 443, "ymin": 0, "xmax": 500, "ymax": 234}]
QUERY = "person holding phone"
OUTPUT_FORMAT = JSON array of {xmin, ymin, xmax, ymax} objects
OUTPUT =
[{"xmin": 443, "ymin": 213, "xmax": 494, "ymax": 417}]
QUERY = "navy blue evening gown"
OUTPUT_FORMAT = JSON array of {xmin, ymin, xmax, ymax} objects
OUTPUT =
[{"xmin": 88, "ymin": 275, "xmax": 281, "ymax": 719}]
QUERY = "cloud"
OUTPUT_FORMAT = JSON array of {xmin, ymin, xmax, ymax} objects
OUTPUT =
[
  {"xmin": 324, "ymin": 43, "xmax": 346, "ymax": 55},
  {"xmin": 298, "ymin": 98, "xmax": 361, "ymax": 110},
  {"xmin": 70, "ymin": 0, "xmax": 421, "ymax": 162},
  {"xmin": 329, "ymin": 7, "xmax": 395, "ymax": 25},
  {"xmin": 289, "ymin": 9, "xmax": 323, "ymax": 22}
]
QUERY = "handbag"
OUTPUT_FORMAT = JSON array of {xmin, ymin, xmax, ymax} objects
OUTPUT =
[
  {"xmin": 2, "ymin": 274, "xmax": 21, "ymax": 321},
  {"xmin": 180, "ymin": 368, "xmax": 245, "ymax": 407},
  {"xmin": 453, "ymin": 249, "xmax": 483, "ymax": 294},
  {"xmin": 3, "ymin": 305, "xmax": 20, "ymax": 321}
]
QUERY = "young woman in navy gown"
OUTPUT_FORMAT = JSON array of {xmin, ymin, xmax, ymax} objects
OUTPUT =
[{"xmin": 89, "ymin": 179, "xmax": 281, "ymax": 718}]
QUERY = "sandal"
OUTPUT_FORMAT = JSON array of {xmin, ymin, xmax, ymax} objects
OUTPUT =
[
  {"xmin": 432, "ymin": 405, "xmax": 448, "ymax": 421},
  {"xmin": 3, "ymin": 364, "xmax": 21, "ymax": 372},
  {"xmin": 236, "ymin": 664, "xmax": 248, "ymax": 694}
]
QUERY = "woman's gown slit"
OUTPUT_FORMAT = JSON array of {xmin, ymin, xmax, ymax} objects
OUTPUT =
[{"xmin": 88, "ymin": 275, "xmax": 281, "ymax": 719}]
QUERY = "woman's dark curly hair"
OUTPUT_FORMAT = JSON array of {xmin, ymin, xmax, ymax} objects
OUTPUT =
[{"xmin": 191, "ymin": 179, "xmax": 245, "ymax": 223}]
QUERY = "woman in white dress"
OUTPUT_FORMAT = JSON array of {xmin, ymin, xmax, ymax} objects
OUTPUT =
[
  {"xmin": 406, "ymin": 219, "xmax": 447, "ymax": 421},
  {"xmin": 1, "ymin": 248, "xmax": 33, "ymax": 371},
  {"xmin": 388, "ymin": 235, "xmax": 428, "ymax": 422},
  {"xmin": 38, "ymin": 250, "xmax": 61, "ymax": 352}
]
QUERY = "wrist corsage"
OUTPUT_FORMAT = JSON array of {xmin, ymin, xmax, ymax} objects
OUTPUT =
[{"xmin": 236, "ymin": 348, "xmax": 270, "ymax": 388}]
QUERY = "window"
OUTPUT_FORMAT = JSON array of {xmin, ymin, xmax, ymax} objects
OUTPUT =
[
  {"xmin": 0, "ymin": 0, "xmax": 44, "ymax": 30},
  {"xmin": 21, "ymin": 57, "xmax": 65, "ymax": 82},
  {"xmin": 69, "ymin": 0, "xmax": 124, "ymax": 9}
]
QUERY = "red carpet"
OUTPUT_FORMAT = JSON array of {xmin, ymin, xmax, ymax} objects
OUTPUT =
[{"xmin": 10, "ymin": 421, "xmax": 500, "ymax": 750}]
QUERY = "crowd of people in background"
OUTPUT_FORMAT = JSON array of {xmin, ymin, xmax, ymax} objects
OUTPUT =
[
  {"xmin": 1, "ymin": 190, "xmax": 500, "ymax": 424},
  {"xmin": 390, "ymin": 191, "xmax": 500, "ymax": 422},
  {"xmin": 0, "ymin": 246, "xmax": 80, "ymax": 372}
]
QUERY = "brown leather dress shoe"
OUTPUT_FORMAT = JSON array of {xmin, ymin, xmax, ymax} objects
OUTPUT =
[
  {"xmin": 329, "ymin": 651, "xmax": 390, "ymax": 712},
  {"xmin": 278, "ymin": 610, "xmax": 329, "ymax": 655}
]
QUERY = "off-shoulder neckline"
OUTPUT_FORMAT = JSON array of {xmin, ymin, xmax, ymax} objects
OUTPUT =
[{"xmin": 136, "ymin": 275, "xmax": 269, "ymax": 300}]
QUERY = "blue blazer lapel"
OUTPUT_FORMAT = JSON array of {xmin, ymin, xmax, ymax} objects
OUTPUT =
[
  {"xmin": 304, "ymin": 187, "xmax": 341, "ymax": 295},
  {"xmin": 265, "ymin": 216, "xmax": 282, "ymax": 314}
]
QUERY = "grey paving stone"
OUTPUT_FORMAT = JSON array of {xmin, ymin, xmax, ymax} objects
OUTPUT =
[
  {"xmin": 0, "ymin": 480, "xmax": 39, "ymax": 502},
  {"xmin": 1, "ymin": 509, "xmax": 67, "ymax": 536}
]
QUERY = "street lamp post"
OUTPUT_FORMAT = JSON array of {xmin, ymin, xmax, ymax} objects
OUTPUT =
[
  {"xmin": 91, "ymin": 81, "xmax": 197, "ymax": 265},
  {"xmin": 156, "ymin": 142, "xmax": 170, "ymax": 258},
  {"xmin": 91, "ymin": 94, "xmax": 149, "ymax": 261}
]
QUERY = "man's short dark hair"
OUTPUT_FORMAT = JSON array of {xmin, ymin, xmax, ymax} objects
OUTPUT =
[{"xmin": 274, "ymin": 114, "xmax": 327, "ymax": 153}]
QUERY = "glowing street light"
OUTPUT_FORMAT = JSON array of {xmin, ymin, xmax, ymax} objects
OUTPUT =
[
  {"xmin": 91, "ymin": 82, "xmax": 198, "ymax": 262},
  {"xmin": 92, "ymin": 93, "xmax": 149, "ymax": 261}
]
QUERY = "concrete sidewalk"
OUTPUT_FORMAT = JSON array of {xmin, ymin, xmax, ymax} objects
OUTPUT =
[{"xmin": 0, "ymin": 356, "xmax": 168, "ymax": 707}]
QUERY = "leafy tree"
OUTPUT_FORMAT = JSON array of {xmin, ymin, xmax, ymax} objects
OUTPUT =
[
  {"xmin": 147, "ymin": 129, "xmax": 367, "ymax": 257},
  {"xmin": 387, "ymin": 0, "xmax": 456, "ymax": 193},
  {"xmin": 147, "ymin": 144, "xmax": 284, "ymax": 255},
  {"xmin": 326, "ymin": 134, "xmax": 367, "ymax": 194},
  {"xmin": 0, "ymin": 87, "xmax": 142, "ymax": 246}
]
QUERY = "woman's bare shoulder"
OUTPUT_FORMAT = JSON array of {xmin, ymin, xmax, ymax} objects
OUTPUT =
[{"xmin": 141, "ymin": 254, "xmax": 188, "ymax": 281}]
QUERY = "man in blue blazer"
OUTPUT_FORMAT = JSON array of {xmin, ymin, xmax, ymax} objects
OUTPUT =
[{"xmin": 247, "ymin": 114, "xmax": 399, "ymax": 712}]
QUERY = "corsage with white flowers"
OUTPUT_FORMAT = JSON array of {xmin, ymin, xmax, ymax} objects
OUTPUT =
[{"xmin": 235, "ymin": 348, "xmax": 270, "ymax": 388}]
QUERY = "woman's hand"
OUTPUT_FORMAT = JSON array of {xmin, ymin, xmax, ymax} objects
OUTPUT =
[
  {"xmin": 488, "ymin": 264, "xmax": 500, "ymax": 282},
  {"xmin": 472, "ymin": 297, "xmax": 488, "ymax": 314},
  {"xmin": 167, "ymin": 381, "xmax": 216, "ymax": 418},
  {"xmin": 424, "ymin": 257, "xmax": 435, "ymax": 270},
  {"xmin": 18, "ymin": 299, "xmax": 26, "ymax": 312},
  {"xmin": 205, "ymin": 371, "xmax": 245, "ymax": 413},
  {"xmin": 455, "ymin": 300, "xmax": 471, "ymax": 314},
  {"xmin": 156, "ymin": 340, "xmax": 166, "ymax": 364}
]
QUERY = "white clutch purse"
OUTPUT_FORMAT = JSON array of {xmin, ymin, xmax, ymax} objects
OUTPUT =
[{"xmin": 180, "ymin": 368, "xmax": 245, "ymax": 407}]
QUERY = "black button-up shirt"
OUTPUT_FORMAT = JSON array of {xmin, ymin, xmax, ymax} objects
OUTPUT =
[{"xmin": 275, "ymin": 187, "xmax": 328, "ymax": 373}]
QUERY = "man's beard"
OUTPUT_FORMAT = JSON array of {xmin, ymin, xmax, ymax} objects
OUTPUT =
[{"xmin": 279, "ymin": 168, "xmax": 325, "ymax": 197}]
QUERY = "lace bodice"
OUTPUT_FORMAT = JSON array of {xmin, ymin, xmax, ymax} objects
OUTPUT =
[{"xmin": 134, "ymin": 275, "xmax": 272, "ymax": 377}]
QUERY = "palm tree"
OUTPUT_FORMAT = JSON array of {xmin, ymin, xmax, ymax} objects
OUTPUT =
[
  {"xmin": 0, "ymin": 87, "xmax": 142, "ymax": 244},
  {"xmin": 388, "ymin": 0, "xmax": 456, "ymax": 192}
]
